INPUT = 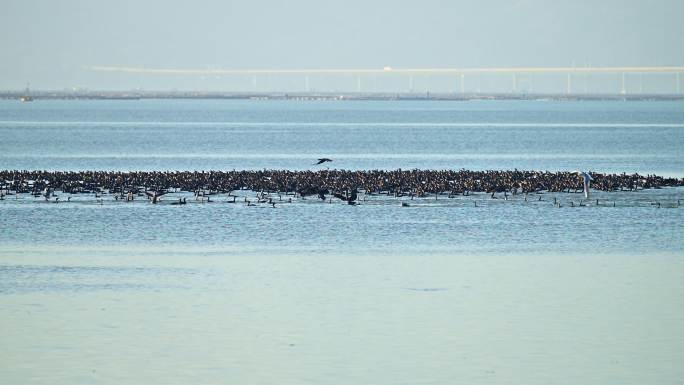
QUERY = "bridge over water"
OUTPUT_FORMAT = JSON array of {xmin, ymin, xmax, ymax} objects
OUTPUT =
[{"xmin": 89, "ymin": 65, "xmax": 684, "ymax": 94}]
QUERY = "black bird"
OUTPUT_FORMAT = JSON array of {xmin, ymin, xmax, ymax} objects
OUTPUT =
[
  {"xmin": 314, "ymin": 158, "xmax": 333, "ymax": 165},
  {"xmin": 145, "ymin": 190, "xmax": 166, "ymax": 204},
  {"xmin": 170, "ymin": 197, "xmax": 187, "ymax": 205},
  {"xmin": 333, "ymin": 188, "xmax": 359, "ymax": 205}
]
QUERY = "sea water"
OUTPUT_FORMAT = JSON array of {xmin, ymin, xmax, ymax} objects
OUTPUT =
[{"xmin": 1, "ymin": 99, "xmax": 683, "ymax": 385}]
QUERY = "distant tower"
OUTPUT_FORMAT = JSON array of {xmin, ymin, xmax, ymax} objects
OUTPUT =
[
  {"xmin": 512, "ymin": 73, "xmax": 517, "ymax": 93},
  {"xmin": 20, "ymin": 83, "xmax": 33, "ymax": 102}
]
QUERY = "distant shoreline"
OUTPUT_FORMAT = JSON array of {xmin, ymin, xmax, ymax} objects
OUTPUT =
[{"xmin": 2, "ymin": 91, "xmax": 684, "ymax": 102}]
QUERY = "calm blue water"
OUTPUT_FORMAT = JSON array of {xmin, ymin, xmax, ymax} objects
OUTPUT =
[
  {"xmin": 1, "ymin": 99, "xmax": 683, "ymax": 174},
  {"xmin": 1, "ymin": 99, "xmax": 683, "ymax": 256},
  {"xmin": 2, "ymin": 99, "xmax": 684, "ymax": 385}
]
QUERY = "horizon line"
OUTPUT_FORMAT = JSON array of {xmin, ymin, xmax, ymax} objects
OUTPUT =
[{"xmin": 86, "ymin": 65, "xmax": 684, "ymax": 76}]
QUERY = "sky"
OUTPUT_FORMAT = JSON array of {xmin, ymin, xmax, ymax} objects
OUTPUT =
[{"xmin": 1, "ymin": 0, "xmax": 683, "ymax": 91}]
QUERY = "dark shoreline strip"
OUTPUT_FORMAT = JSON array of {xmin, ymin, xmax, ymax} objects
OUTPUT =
[{"xmin": 1, "ymin": 169, "xmax": 682, "ymax": 197}]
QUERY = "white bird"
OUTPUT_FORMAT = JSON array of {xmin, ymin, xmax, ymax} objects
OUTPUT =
[{"xmin": 577, "ymin": 171, "xmax": 593, "ymax": 198}]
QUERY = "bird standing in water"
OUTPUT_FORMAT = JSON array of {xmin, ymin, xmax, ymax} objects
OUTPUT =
[{"xmin": 578, "ymin": 171, "xmax": 593, "ymax": 198}]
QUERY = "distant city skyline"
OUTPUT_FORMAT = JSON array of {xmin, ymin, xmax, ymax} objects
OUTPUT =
[{"xmin": 2, "ymin": 0, "xmax": 683, "ymax": 92}]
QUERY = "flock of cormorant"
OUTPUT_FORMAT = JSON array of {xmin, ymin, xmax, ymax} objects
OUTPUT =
[{"xmin": 1, "ymin": 167, "xmax": 682, "ymax": 206}]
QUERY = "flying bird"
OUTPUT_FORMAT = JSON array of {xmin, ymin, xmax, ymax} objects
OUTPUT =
[
  {"xmin": 314, "ymin": 158, "xmax": 333, "ymax": 165},
  {"xmin": 145, "ymin": 190, "xmax": 166, "ymax": 204}
]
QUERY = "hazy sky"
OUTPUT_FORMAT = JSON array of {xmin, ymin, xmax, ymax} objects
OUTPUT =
[{"xmin": 1, "ymin": 0, "xmax": 683, "ymax": 90}]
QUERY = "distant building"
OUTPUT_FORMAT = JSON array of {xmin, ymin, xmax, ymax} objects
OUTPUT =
[{"xmin": 20, "ymin": 85, "xmax": 33, "ymax": 102}]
